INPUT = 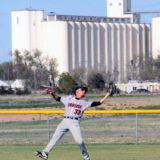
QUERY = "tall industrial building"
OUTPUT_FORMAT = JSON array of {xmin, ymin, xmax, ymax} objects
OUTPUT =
[
  {"xmin": 11, "ymin": 0, "xmax": 159, "ymax": 82},
  {"xmin": 152, "ymin": 17, "xmax": 160, "ymax": 59}
]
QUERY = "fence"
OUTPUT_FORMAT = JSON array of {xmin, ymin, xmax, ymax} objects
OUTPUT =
[{"xmin": 0, "ymin": 109, "xmax": 160, "ymax": 145}]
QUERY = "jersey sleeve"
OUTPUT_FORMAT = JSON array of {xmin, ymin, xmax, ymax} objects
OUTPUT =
[
  {"xmin": 81, "ymin": 100, "xmax": 92, "ymax": 111},
  {"xmin": 91, "ymin": 101, "xmax": 101, "ymax": 107},
  {"xmin": 60, "ymin": 95, "xmax": 72, "ymax": 105}
]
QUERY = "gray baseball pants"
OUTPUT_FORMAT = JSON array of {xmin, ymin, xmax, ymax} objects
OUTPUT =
[{"xmin": 43, "ymin": 118, "xmax": 90, "ymax": 160}]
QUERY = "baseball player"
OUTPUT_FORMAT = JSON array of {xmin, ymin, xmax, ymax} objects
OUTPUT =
[{"xmin": 35, "ymin": 86, "xmax": 111, "ymax": 160}]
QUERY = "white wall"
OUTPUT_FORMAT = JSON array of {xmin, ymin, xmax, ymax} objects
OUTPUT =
[
  {"xmin": 107, "ymin": 0, "xmax": 139, "ymax": 23},
  {"xmin": 107, "ymin": 0, "xmax": 127, "ymax": 17},
  {"xmin": 67, "ymin": 21, "xmax": 151, "ymax": 82},
  {"xmin": 152, "ymin": 17, "xmax": 160, "ymax": 59},
  {"xmin": 107, "ymin": 0, "xmax": 132, "ymax": 17},
  {"xmin": 39, "ymin": 21, "xmax": 69, "ymax": 73},
  {"xmin": 12, "ymin": 11, "xmax": 30, "ymax": 52},
  {"xmin": 11, "ymin": 10, "xmax": 43, "ymax": 53}
]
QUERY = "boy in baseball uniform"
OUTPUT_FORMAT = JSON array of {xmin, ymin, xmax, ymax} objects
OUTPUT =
[{"xmin": 36, "ymin": 86, "xmax": 111, "ymax": 160}]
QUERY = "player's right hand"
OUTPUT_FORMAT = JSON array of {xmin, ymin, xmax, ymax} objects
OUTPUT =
[{"xmin": 40, "ymin": 85, "xmax": 54, "ymax": 94}]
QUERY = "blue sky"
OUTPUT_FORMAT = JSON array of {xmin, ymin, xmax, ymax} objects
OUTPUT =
[{"xmin": 0, "ymin": 0, "xmax": 160, "ymax": 63}]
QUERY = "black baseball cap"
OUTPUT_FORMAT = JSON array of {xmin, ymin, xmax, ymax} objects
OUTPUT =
[{"xmin": 74, "ymin": 86, "xmax": 88, "ymax": 94}]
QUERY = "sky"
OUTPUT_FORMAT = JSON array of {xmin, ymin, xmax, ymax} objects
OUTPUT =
[{"xmin": 0, "ymin": 0, "xmax": 160, "ymax": 63}]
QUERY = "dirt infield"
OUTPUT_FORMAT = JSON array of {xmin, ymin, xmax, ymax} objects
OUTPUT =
[{"xmin": 104, "ymin": 96, "xmax": 160, "ymax": 109}]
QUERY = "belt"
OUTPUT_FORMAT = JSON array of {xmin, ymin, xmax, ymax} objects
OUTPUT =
[{"xmin": 64, "ymin": 116, "xmax": 79, "ymax": 120}]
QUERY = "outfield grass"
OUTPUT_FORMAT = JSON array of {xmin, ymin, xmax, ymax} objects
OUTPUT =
[
  {"xmin": 1, "ymin": 115, "xmax": 160, "ymax": 145},
  {"xmin": 0, "ymin": 93, "xmax": 160, "ymax": 109},
  {"xmin": 0, "ymin": 144, "xmax": 160, "ymax": 160}
]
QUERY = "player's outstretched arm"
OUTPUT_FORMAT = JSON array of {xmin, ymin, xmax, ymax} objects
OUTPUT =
[
  {"xmin": 47, "ymin": 89, "xmax": 61, "ymax": 101},
  {"xmin": 41, "ymin": 85, "xmax": 61, "ymax": 101},
  {"xmin": 99, "ymin": 91, "xmax": 111, "ymax": 104},
  {"xmin": 91, "ymin": 89, "xmax": 111, "ymax": 107}
]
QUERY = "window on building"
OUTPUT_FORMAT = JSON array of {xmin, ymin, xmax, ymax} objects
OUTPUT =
[
  {"xmin": 121, "ymin": 18, "xmax": 125, "ymax": 22},
  {"xmin": 115, "ymin": 18, "xmax": 119, "ymax": 22},
  {"xmin": 109, "ymin": 18, "xmax": 113, "ymax": 22},
  {"xmin": 133, "ymin": 87, "xmax": 137, "ymax": 90}
]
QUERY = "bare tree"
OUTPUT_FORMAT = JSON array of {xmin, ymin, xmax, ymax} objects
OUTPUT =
[
  {"xmin": 0, "ymin": 61, "xmax": 14, "ymax": 80},
  {"xmin": 139, "ymin": 57, "xmax": 156, "ymax": 81},
  {"xmin": 12, "ymin": 50, "xmax": 58, "ymax": 89},
  {"xmin": 47, "ymin": 58, "xmax": 58, "ymax": 86}
]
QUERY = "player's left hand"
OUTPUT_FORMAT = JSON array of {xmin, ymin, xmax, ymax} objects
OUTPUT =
[
  {"xmin": 107, "ymin": 87, "xmax": 112, "ymax": 95},
  {"xmin": 45, "ymin": 88, "xmax": 53, "ymax": 94}
]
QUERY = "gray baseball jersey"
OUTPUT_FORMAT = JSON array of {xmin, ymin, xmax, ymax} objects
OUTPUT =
[{"xmin": 61, "ymin": 95, "xmax": 92, "ymax": 118}]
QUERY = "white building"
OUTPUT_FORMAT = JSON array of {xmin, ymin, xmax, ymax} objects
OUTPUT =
[
  {"xmin": 107, "ymin": 0, "xmax": 140, "ymax": 23},
  {"xmin": 11, "ymin": 0, "xmax": 157, "ymax": 82},
  {"xmin": 11, "ymin": 10, "xmax": 43, "ymax": 54},
  {"xmin": 12, "ymin": 10, "xmax": 69, "ymax": 74},
  {"xmin": 116, "ymin": 81, "xmax": 160, "ymax": 93},
  {"xmin": 152, "ymin": 17, "xmax": 160, "ymax": 59}
]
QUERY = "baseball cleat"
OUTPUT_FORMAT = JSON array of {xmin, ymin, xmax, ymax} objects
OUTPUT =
[
  {"xmin": 35, "ymin": 151, "xmax": 48, "ymax": 160},
  {"xmin": 83, "ymin": 155, "xmax": 90, "ymax": 160}
]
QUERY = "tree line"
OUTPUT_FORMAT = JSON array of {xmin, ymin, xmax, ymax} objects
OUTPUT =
[
  {"xmin": 127, "ymin": 55, "xmax": 160, "ymax": 82},
  {"xmin": 0, "ymin": 50, "xmax": 160, "ymax": 94},
  {"xmin": 0, "ymin": 50, "xmax": 58, "ymax": 90}
]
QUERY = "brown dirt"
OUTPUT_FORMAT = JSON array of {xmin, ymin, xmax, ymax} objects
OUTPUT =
[{"xmin": 103, "ymin": 96, "xmax": 160, "ymax": 109}]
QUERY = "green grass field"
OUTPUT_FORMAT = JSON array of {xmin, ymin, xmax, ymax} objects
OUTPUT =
[
  {"xmin": 1, "ymin": 144, "xmax": 160, "ymax": 160},
  {"xmin": 1, "ymin": 94, "xmax": 160, "ymax": 160},
  {"xmin": 1, "ymin": 115, "xmax": 160, "ymax": 144}
]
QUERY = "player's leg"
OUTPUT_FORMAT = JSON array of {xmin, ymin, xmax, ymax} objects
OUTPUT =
[
  {"xmin": 43, "ymin": 120, "xmax": 68, "ymax": 153},
  {"xmin": 70, "ymin": 120, "xmax": 91, "ymax": 160},
  {"xmin": 79, "ymin": 142, "xmax": 91, "ymax": 160},
  {"xmin": 36, "ymin": 119, "xmax": 68, "ymax": 159}
]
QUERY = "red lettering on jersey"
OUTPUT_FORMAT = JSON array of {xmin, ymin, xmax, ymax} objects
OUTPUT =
[{"xmin": 68, "ymin": 103, "xmax": 82, "ymax": 109}]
